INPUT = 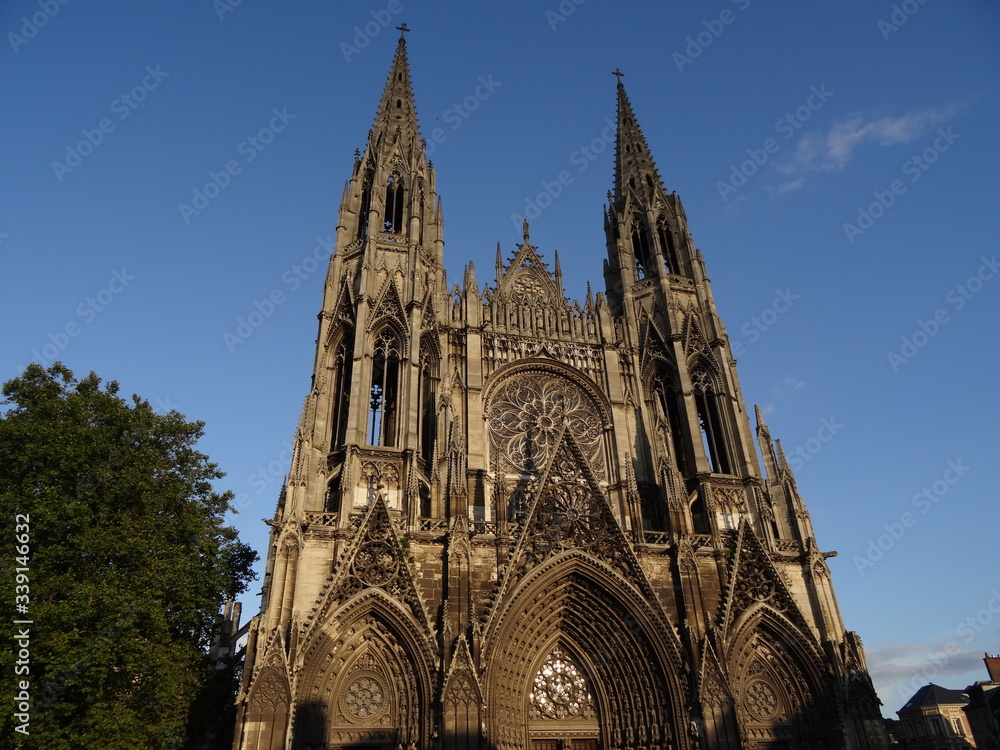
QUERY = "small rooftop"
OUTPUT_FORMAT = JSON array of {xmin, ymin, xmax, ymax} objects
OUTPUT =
[{"xmin": 900, "ymin": 683, "xmax": 970, "ymax": 712}]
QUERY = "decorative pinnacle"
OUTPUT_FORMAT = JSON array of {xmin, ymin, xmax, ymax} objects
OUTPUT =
[{"xmin": 396, "ymin": 22, "xmax": 410, "ymax": 39}]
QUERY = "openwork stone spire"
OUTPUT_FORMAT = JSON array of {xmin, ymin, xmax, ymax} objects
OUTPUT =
[
  {"xmin": 371, "ymin": 29, "xmax": 421, "ymax": 148},
  {"xmin": 613, "ymin": 74, "xmax": 667, "ymax": 205}
]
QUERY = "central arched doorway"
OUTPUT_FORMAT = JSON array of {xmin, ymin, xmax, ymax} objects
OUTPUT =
[{"xmin": 527, "ymin": 647, "xmax": 600, "ymax": 750}]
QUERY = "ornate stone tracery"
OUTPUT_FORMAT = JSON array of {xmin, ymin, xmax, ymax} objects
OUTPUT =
[
  {"xmin": 486, "ymin": 369, "xmax": 607, "ymax": 481},
  {"xmin": 528, "ymin": 648, "xmax": 596, "ymax": 721}
]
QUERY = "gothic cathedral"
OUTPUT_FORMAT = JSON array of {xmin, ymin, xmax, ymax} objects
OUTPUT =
[{"xmin": 232, "ymin": 33, "xmax": 886, "ymax": 750}]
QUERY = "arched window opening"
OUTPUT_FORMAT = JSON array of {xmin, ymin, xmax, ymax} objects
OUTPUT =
[
  {"xmin": 417, "ymin": 185, "xmax": 425, "ymax": 245},
  {"xmin": 418, "ymin": 484, "xmax": 431, "ymax": 518},
  {"xmin": 646, "ymin": 174, "xmax": 654, "ymax": 190},
  {"xmin": 331, "ymin": 337, "xmax": 354, "ymax": 450},
  {"xmin": 324, "ymin": 480, "xmax": 338, "ymax": 513},
  {"xmin": 653, "ymin": 376, "xmax": 690, "ymax": 476},
  {"xmin": 357, "ymin": 170, "xmax": 373, "ymax": 239},
  {"xmin": 691, "ymin": 492, "xmax": 710, "ymax": 534},
  {"xmin": 384, "ymin": 173, "xmax": 405, "ymax": 233},
  {"xmin": 631, "ymin": 213, "xmax": 653, "ymax": 278},
  {"xmin": 640, "ymin": 484, "xmax": 664, "ymax": 531},
  {"xmin": 368, "ymin": 329, "xmax": 401, "ymax": 447},
  {"xmin": 691, "ymin": 367, "xmax": 731, "ymax": 474},
  {"xmin": 418, "ymin": 347, "xmax": 438, "ymax": 468},
  {"xmin": 657, "ymin": 217, "xmax": 679, "ymax": 275}
]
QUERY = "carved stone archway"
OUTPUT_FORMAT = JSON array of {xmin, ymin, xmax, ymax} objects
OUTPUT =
[
  {"xmin": 483, "ymin": 552, "xmax": 687, "ymax": 750},
  {"xmin": 727, "ymin": 611, "xmax": 836, "ymax": 750},
  {"xmin": 294, "ymin": 591, "xmax": 436, "ymax": 750}
]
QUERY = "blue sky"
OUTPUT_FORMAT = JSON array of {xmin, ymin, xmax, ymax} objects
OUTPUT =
[{"xmin": 2, "ymin": 1, "xmax": 998, "ymax": 715}]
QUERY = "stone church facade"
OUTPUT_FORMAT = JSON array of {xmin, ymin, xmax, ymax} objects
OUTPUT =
[{"xmin": 231, "ymin": 32, "xmax": 887, "ymax": 750}]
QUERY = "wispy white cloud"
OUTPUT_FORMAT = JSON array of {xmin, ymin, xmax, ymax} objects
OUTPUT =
[
  {"xmin": 865, "ymin": 642, "xmax": 987, "ymax": 709},
  {"xmin": 766, "ymin": 176, "xmax": 806, "ymax": 197},
  {"xmin": 769, "ymin": 102, "xmax": 966, "ymax": 194}
]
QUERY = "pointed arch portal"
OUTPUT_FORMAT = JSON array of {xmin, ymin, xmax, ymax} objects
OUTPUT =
[{"xmin": 483, "ymin": 554, "xmax": 686, "ymax": 750}]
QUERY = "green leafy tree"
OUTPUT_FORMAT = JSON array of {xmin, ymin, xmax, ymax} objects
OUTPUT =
[{"xmin": 0, "ymin": 363, "xmax": 258, "ymax": 749}]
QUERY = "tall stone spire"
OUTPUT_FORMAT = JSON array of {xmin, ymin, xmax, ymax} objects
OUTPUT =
[
  {"xmin": 369, "ymin": 26, "xmax": 421, "ymax": 148},
  {"xmin": 612, "ymin": 72, "xmax": 667, "ymax": 206},
  {"xmin": 604, "ymin": 71, "xmax": 692, "ymax": 290}
]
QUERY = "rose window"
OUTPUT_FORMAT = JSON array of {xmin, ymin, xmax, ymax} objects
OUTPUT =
[
  {"xmin": 542, "ymin": 483, "xmax": 604, "ymax": 546},
  {"xmin": 528, "ymin": 649, "xmax": 596, "ymax": 720},
  {"xmin": 352, "ymin": 542, "xmax": 398, "ymax": 586},
  {"xmin": 487, "ymin": 374, "xmax": 605, "ymax": 480},
  {"xmin": 344, "ymin": 676, "xmax": 385, "ymax": 720},
  {"xmin": 744, "ymin": 679, "xmax": 779, "ymax": 721},
  {"xmin": 741, "ymin": 562, "xmax": 775, "ymax": 602}
]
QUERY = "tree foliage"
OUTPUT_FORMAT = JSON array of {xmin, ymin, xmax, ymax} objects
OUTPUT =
[{"xmin": 0, "ymin": 363, "xmax": 258, "ymax": 749}]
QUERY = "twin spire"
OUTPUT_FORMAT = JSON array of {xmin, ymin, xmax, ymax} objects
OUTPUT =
[{"xmin": 363, "ymin": 30, "xmax": 666, "ymax": 205}]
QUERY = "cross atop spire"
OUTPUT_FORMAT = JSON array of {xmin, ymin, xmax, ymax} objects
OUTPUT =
[
  {"xmin": 367, "ymin": 27, "xmax": 421, "ymax": 145},
  {"xmin": 612, "ymin": 68, "xmax": 625, "ymax": 83}
]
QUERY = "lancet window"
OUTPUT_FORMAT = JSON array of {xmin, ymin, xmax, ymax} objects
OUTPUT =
[
  {"xmin": 651, "ymin": 372, "xmax": 689, "ymax": 477},
  {"xmin": 631, "ymin": 213, "xmax": 653, "ymax": 278},
  {"xmin": 330, "ymin": 335, "xmax": 354, "ymax": 450},
  {"xmin": 357, "ymin": 169, "xmax": 373, "ymax": 239},
  {"xmin": 368, "ymin": 328, "xmax": 401, "ymax": 447},
  {"xmin": 691, "ymin": 365, "xmax": 731, "ymax": 474},
  {"xmin": 417, "ymin": 343, "xmax": 438, "ymax": 468},
  {"xmin": 656, "ymin": 216, "xmax": 679, "ymax": 275},
  {"xmin": 384, "ymin": 172, "xmax": 405, "ymax": 233}
]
